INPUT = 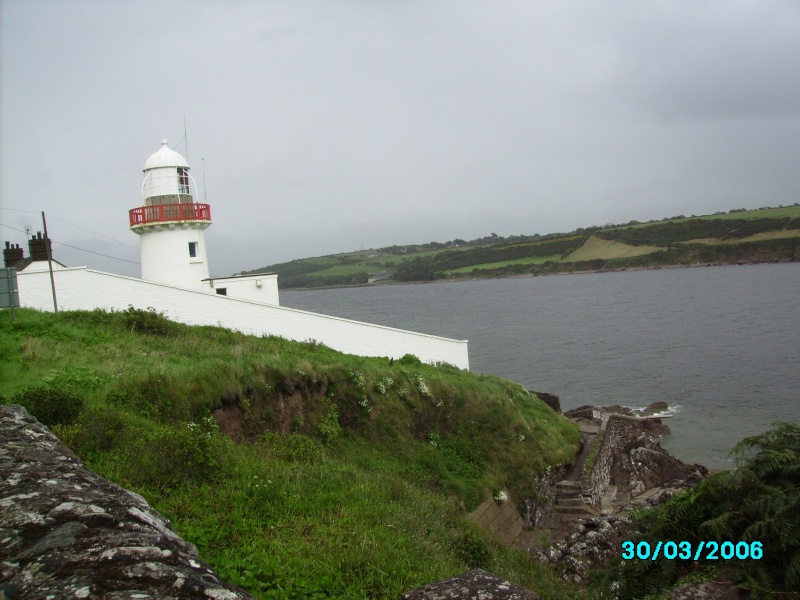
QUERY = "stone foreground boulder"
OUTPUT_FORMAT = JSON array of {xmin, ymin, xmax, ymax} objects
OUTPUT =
[
  {"xmin": 0, "ymin": 405, "xmax": 254, "ymax": 600},
  {"xmin": 402, "ymin": 569, "xmax": 540, "ymax": 599}
]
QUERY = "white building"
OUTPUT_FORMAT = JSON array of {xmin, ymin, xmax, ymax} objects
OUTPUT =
[
  {"xmin": 131, "ymin": 139, "xmax": 279, "ymax": 304},
  {"xmin": 6, "ymin": 141, "xmax": 469, "ymax": 369}
]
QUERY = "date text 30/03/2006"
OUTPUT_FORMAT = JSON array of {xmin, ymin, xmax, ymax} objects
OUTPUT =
[{"xmin": 621, "ymin": 540, "xmax": 763, "ymax": 561}]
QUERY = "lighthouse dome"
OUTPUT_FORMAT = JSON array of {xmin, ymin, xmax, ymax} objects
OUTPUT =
[{"xmin": 143, "ymin": 139, "xmax": 189, "ymax": 171}]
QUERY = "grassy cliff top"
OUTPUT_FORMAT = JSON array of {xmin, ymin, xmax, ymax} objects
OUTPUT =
[{"xmin": 0, "ymin": 308, "xmax": 582, "ymax": 599}]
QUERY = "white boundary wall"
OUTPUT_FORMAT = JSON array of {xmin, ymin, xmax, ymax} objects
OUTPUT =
[
  {"xmin": 203, "ymin": 273, "xmax": 280, "ymax": 305},
  {"xmin": 17, "ymin": 267, "xmax": 470, "ymax": 369}
]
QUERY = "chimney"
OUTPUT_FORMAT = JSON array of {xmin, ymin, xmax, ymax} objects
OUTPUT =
[
  {"xmin": 3, "ymin": 241, "xmax": 25, "ymax": 268},
  {"xmin": 29, "ymin": 231, "xmax": 53, "ymax": 262}
]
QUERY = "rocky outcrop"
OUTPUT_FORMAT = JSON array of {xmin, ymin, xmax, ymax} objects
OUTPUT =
[
  {"xmin": 402, "ymin": 569, "xmax": 540, "ymax": 599},
  {"xmin": 535, "ymin": 515, "xmax": 632, "ymax": 583},
  {"xmin": 532, "ymin": 403, "xmax": 708, "ymax": 582},
  {"xmin": 0, "ymin": 405, "xmax": 254, "ymax": 600},
  {"xmin": 562, "ymin": 402, "xmax": 703, "ymax": 508},
  {"xmin": 531, "ymin": 391, "xmax": 561, "ymax": 414}
]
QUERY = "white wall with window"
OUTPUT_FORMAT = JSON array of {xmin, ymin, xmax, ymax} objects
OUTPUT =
[
  {"xmin": 204, "ymin": 273, "xmax": 279, "ymax": 305},
  {"xmin": 139, "ymin": 227, "xmax": 209, "ymax": 290}
]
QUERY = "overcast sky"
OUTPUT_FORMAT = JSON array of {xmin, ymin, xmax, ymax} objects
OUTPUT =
[{"xmin": 2, "ymin": 1, "xmax": 799, "ymax": 278}]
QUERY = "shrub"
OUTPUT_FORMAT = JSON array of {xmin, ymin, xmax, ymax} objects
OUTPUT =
[
  {"xmin": 52, "ymin": 407, "xmax": 131, "ymax": 458},
  {"xmin": 121, "ymin": 306, "xmax": 178, "ymax": 336},
  {"xmin": 130, "ymin": 416, "xmax": 232, "ymax": 488},
  {"xmin": 260, "ymin": 431, "xmax": 322, "ymax": 462},
  {"xmin": 71, "ymin": 407, "xmax": 128, "ymax": 454},
  {"xmin": 13, "ymin": 386, "xmax": 84, "ymax": 427},
  {"xmin": 591, "ymin": 422, "xmax": 800, "ymax": 599},
  {"xmin": 42, "ymin": 366, "xmax": 110, "ymax": 391},
  {"xmin": 398, "ymin": 354, "xmax": 423, "ymax": 367},
  {"xmin": 317, "ymin": 401, "xmax": 341, "ymax": 444},
  {"xmin": 455, "ymin": 528, "xmax": 492, "ymax": 569}
]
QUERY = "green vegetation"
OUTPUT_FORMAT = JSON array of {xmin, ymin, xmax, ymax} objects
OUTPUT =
[
  {"xmin": 394, "ymin": 237, "xmax": 587, "ymax": 281},
  {"xmin": 0, "ymin": 307, "xmax": 583, "ymax": 599},
  {"xmin": 695, "ymin": 206, "xmax": 800, "ymax": 220},
  {"xmin": 239, "ymin": 205, "xmax": 800, "ymax": 289},
  {"xmin": 591, "ymin": 422, "xmax": 800, "ymax": 600},
  {"xmin": 595, "ymin": 216, "xmax": 800, "ymax": 247},
  {"xmin": 560, "ymin": 237, "xmax": 663, "ymax": 263},
  {"xmin": 445, "ymin": 255, "xmax": 562, "ymax": 274}
]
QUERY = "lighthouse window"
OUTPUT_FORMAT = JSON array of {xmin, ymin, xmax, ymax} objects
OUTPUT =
[
  {"xmin": 216, "ymin": 288, "xmax": 227, "ymax": 296},
  {"xmin": 188, "ymin": 242, "xmax": 198, "ymax": 258},
  {"xmin": 178, "ymin": 167, "xmax": 190, "ymax": 195}
]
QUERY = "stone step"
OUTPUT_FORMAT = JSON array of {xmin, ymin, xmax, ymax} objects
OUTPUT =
[
  {"xmin": 555, "ymin": 497, "xmax": 585, "ymax": 507},
  {"xmin": 552, "ymin": 504, "xmax": 600, "ymax": 517},
  {"xmin": 555, "ymin": 481, "xmax": 582, "ymax": 498},
  {"xmin": 555, "ymin": 480, "xmax": 582, "ymax": 489}
]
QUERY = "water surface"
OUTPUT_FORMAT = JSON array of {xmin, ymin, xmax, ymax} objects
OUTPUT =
[{"xmin": 282, "ymin": 264, "xmax": 800, "ymax": 470}]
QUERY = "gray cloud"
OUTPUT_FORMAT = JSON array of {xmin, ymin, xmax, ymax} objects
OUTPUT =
[{"xmin": 2, "ymin": 1, "xmax": 798, "ymax": 277}]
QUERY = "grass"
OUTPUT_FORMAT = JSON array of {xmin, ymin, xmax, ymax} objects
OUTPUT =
[
  {"xmin": 677, "ymin": 229, "xmax": 800, "ymax": 245},
  {"xmin": 246, "ymin": 205, "xmax": 800, "ymax": 288},
  {"xmin": 307, "ymin": 264, "xmax": 379, "ymax": 277},
  {"xmin": 693, "ymin": 206, "xmax": 800, "ymax": 220},
  {"xmin": 0, "ymin": 307, "xmax": 584, "ymax": 599},
  {"xmin": 616, "ymin": 206, "xmax": 800, "ymax": 229},
  {"xmin": 560, "ymin": 236, "xmax": 663, "ymax": 262},
  {"xmin": 445, "ymin": 255, "xmax": 562, "ymax": 274}
]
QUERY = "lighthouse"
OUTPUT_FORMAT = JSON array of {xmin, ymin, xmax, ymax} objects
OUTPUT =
[{"xmin": 129, "ymin": 140, "xmax": 211, "ymax": 290}]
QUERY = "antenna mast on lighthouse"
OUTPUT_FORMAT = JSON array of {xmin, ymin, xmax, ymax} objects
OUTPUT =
[{"xmin": 183, "ymin": 115, "xmax": 189, "ymax": 161}]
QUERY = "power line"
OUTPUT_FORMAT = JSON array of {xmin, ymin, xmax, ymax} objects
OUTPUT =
[
  {"xmin": 1, "ymin": 209, "xmax": 180, "ymax": 266},
  {"xmin": 0, "ymin": 221, "xmax": 140, "ymax": 265},
  {"xmin": 53, "ymin": 240, "xmax": 140, "ymax": 265},
  {"xmin": 0, "ymin": 222, "xmax": 30, "ymax": 236},
  {"xmin": 0, "ymin": 207, "xmax": 40, "ymax": 214},
  {"xmin": 45, "ymin": 213, "xmax": 142, "ymax": 253}
]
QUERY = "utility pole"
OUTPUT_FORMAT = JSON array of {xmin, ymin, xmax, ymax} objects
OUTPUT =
[{"xmin": 42, "ymin": 211, "xmax": 58, "ymax": 313}]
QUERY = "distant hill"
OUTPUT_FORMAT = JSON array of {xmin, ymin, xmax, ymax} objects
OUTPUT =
[{"xmin": 239, "ymin": 205, "xmax": 800, "ymax": 289}]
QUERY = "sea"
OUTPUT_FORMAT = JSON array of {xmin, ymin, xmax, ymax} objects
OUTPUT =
[{"xmin": 281, "ymin": 263, "xmax": 800, "ymax": 471}]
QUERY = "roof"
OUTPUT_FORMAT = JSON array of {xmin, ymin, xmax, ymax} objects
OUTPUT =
[
  {"xmin": 16, "ymin": 257, "xmax": 67, "ymax": 272},
  {"xmin": 143, "ymin": 139, "xmax": 190, "ymax": 171}
]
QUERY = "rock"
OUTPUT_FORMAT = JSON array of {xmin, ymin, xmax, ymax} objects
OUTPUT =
[
  {"xmin": 531, "ymin": 391, "xmax": 561, "ymax": 413},
  {"xmin": 535, "ymin": 400, "xmax": 711, "ymax": 584},
  {"xmin": 639, "ymin": 401, "xmax": 669, "ymax": 417},
  {"xmin": 671, "ymin": 580, "xmax": 751, "ymax": 599},
  {"xmin": 535, "ymin": 514, "xmax": 633, "ymax": 583},
  {"xmin": 0, "ymin": 405, "xmax": 254, "ymax": 600},
  {"xmin": 402, "ymin": 569, "xmax": 540, "ymax": 599},
  {"xmin": 563, "ymin": 406, "xmax": 597, "ymax": 420}
]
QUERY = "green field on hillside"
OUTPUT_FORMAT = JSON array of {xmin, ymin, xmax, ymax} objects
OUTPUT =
[
  {"xmin": 0, "ymin": 308, "xmax": 583, "ymax": 599},
  {"xmin": 560, "ymin": 237, "xmax": 663, "ymax": 263},
  {"xmin": 695, "ymin": 205, "xmax": 800, "ymax": 220},
  {"xmin": 445, "ymin": 254, "xmax": 562, "ymax": 274},
  {"xmin": 242, "ymin": 205, "xmax": 800, "ymax": 288}
]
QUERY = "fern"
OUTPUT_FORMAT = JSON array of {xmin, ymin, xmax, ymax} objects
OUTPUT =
[{"xmin": 591, "ymin": 421, "xmax": 800, "ymax": 599}]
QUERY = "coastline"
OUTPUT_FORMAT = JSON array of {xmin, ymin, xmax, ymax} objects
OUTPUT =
[{"xmin": 281, "ymin": 256, "xmax": 799, "ymax": 292}]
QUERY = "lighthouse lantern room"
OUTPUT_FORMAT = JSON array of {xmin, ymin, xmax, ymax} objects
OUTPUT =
[{"xmin": 129, "ymin": 140, "xmax": 211, "ymax": 290}]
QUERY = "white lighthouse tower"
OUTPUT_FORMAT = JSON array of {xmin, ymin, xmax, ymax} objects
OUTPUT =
[{"xmin": 129, "ymin": 140, "xmax": 211, "ymax": 290}]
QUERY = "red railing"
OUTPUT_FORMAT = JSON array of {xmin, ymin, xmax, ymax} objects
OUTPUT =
[{"xmin": 129, "ymin": 203, "xmax": 211, "ymax": 227}]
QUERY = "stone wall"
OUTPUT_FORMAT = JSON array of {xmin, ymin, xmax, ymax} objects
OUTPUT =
[
  {"xmin": 0, "ymin": 405, "xmax": 254, "ymax": 599},
  {"xmin": 466, "ymin": 490, "xmax": 524, "ymax": 546},
  {"xmin": 580, "ymin": 415, "xmax": 645, "ymax": 505}
]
